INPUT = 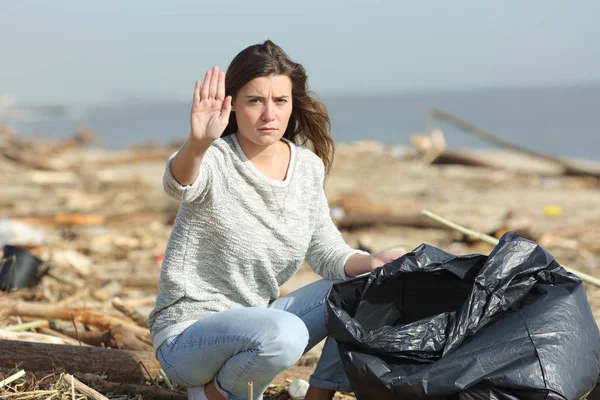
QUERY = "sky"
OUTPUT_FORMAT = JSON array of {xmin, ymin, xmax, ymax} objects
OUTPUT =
[{"xmin": 1, "ymin": 0, "xmax": 599, "ymax": 104}]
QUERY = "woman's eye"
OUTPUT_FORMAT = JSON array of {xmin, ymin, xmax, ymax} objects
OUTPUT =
[
  {"xmin": 276, "ymin": 99, "xmax": 287, "ymax": 104},
  {"xmin": 249, "ymin": 98, "xmax": 260, "ymax": 104}
]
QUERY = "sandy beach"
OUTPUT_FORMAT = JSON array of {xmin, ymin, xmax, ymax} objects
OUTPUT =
[{"xmin": 1, "ymin": 132, "xmax": 599, "ymax": 398}]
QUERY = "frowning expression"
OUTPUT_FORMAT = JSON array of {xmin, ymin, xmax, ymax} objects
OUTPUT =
[{"xmin": 232, "ymin": 75, "xmax": 293, "ymax": 147}]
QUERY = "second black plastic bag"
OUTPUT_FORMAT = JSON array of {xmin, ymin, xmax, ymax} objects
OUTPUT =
[{"xmin": 326, "ymin": 232, "xmax": 600, "ymax": 399}]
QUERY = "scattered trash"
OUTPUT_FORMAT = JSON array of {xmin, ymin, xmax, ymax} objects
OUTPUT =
[
  {"xmin": 288, "ymin": 378, "xmax": 309, "ymax": 399},
  {"xmin": 543, "ymin": 204, "xmax": 563, "ymax": 218},
  {"xmin": 0, "ymin": 218, "xmax": 45, "ymax": 248},
  {"xmin": 0, "ymin": 245, "xmax": 48, "ymax": 291}
]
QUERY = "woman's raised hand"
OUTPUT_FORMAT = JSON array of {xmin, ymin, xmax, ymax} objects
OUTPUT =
[{"xmin": 189, "ymin": 66, "xmax": 233, "ymax": 147}]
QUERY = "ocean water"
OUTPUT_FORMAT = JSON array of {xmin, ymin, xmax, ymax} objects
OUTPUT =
[{"xmin": 5, "ymin": 82, "xmax": 600, "ymax": 160}]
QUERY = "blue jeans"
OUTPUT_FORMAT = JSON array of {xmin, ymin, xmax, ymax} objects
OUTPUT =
[{"xmin": 156, "ymin": 279, "xmax": 351, "ymax": 400}]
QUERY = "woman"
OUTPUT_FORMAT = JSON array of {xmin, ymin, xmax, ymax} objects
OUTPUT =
[{"xmin": 148, "ymin": 40, "xmax": 402, "ymax": 400}]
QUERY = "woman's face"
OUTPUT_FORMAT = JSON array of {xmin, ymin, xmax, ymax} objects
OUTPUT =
[{"xmin": 232, "ymin": 74, "xmax": 293, "ymax": 148}]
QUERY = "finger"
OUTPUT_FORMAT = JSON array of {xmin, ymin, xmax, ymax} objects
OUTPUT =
[
  {"xmin": 216, "ymin": 70, "xmax": 225, "ymax": 101},
  {"xmin": 220, "ymin": 96, "xmax": 233, "ymax": 121},
  {"xmin": 201, "ymin": 70, "xmax": 212, "ymax": 100},
  {"xmin": 209, "ymin": 66, "xmax": 219, "ymax": 98},
  {"xmin": 193, "ymin": 80, "xmax": 201, "ymax": 105}
]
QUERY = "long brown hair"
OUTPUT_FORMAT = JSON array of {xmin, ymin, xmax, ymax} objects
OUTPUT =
[{"xmin": 223, "ymin": 40, "xmax": 335, "ymax": 175}]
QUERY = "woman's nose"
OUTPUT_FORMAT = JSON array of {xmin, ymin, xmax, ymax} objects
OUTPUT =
[{"xmin": 261, "ymin": 102, "xmax": 275, "ymax": 120}]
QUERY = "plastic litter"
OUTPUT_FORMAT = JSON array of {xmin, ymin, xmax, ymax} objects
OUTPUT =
[
  {"xmin": 326, "ymin": 232, "xmax": 600, "ymax": 399},
  {"xmin": 0, "ymin": 218, "xmax": 45, "ymax": 248}
]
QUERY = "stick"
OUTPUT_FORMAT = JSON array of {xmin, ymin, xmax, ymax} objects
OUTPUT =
[
  {"xmin": 38, "ymin": 327, "xmax": 92, "ymax": 346},
  {"xmin": 0, "ymin": 369, "xmax": 26, "ymax": 389},
  {"xmin": 428, "ymin": 109, "xmax": 600, "ymax": 179},
  {"xmin": 2, "ymin": 319, "xmax": 49, "ymax": 332},
  {"xmin": 89, "ymin": 380, "xmax": 186, "ymax": 400},
  {"xmin": 159, "ymin": 368, "xmax": 174, "ymax": 390},
  {"xmin": 0, "ymin": 301, "xmax": 151, "ymax": 342},
  {"xmin": 421, "ymin": 209, "xmax": 600, "ymax": 287},
  {"xmin": 249, "ymin": 381, "xmax": 254, "ymax": 399},
  {"xmin": 111, "ymin": 297, "xmax": 148, "ymax": 327},
  {"xmin": 60, "ymin": 373, "xmax": 109, "ymax": 400}
]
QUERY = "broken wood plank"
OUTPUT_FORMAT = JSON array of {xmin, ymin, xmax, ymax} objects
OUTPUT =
[{"xmin": 0, "ymin": 369, "xmax": 26, "ymax": 389}]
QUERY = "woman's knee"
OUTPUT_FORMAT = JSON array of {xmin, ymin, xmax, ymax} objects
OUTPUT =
[{"xmin": 259, "ymin": 311, "xmax": 309, "ymax": 370}]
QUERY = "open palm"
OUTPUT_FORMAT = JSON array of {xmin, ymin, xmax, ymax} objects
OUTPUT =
[{"xmin": 190, "ymin": 66, "xmax": 232, "ymax": 146}]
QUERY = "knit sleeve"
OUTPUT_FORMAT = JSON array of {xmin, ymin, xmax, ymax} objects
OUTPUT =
[
  {"xmin": 163, "ymin": 148, "xmax": 217, "ymax": 203},
  {"xmin": 304, "ymin": 161, "xmax": 368, "ymax": 280}
]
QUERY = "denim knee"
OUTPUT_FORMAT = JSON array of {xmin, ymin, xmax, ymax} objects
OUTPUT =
[{"xmin": 259, "ymin": 312, "xmax": 309, "ymax": 372}]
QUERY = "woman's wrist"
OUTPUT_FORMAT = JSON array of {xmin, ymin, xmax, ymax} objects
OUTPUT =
[{"xmin": 344, "ymin": 253, "xmax": 380, "ymax": 277}]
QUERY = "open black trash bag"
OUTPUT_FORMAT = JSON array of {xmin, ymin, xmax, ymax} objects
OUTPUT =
[{"xmin": 326, "ymin": 232, "xmax": 600, "ymax": 400}]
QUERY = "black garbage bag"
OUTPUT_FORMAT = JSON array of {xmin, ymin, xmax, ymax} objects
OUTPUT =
[{"xmin": 326, "ymin": 232, "xmax": 600, "ymax": 400}]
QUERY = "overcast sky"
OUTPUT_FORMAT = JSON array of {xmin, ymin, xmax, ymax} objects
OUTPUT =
[{"xmin": 2, "ymin": 0, "xmax": 599, "ymax": 103}]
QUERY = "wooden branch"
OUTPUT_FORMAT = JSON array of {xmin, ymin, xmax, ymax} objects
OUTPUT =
[
  {"xmin": 0, "ymin": 330, "xmax": 73, "ymax": 345},
  {"xmin": 124, "ymin": 275, "xmax": 160, "ymax": 289},
  {"xmin": 2, "ymin": 319, "xmax": 49, "ymax": 332},
  {"xmin": 0, "ymin": 301, "xmax": 151, "ymax": 344},
  {"xmin": 432, "ymin": 150, "xmax": 499, "ymax": 168},
  {"xmin": 112, "ymin": 297, "xmax": 149, "ymax": 327},
  {"xmin": 0, "ymin": 339, "xmax": 160, "ymax": 382},
  {"xmin": 421, "ymin": 209, "xmax": 600, "ymax": 287},
  {"xmin": 90, "ymin": 380, "xmax": 186, "ymax": 400},
  {"xmin": 55, "ymin": 325, "xmax": 152, "ymax": 351},
  {"xmin": 336, "ymin": 213, "xmax": 452, "ymax": 231},
  {"xmin": 38, "ymin": 327, "xmax": 91, "ymax": 346},
  {"xmin": 59, "ymin": 373, "xmax": 109, "ymax": 400},
  {"xmin": 429, "ymin": 109, "xmax": 600, "ymax": 179}
]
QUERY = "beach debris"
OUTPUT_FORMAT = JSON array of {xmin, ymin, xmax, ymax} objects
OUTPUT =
[
  {"xmin": 0, "ymin": 339, "xmax": 161, "ymax": 381},
  {"xmin": 288, "ymin": 378, "xmax": 309, "ymax": 399},
  {"xmin": 421, "ymin": 209, "xmax": 600, "ymax": 287},
  {"xmin": 0, "ymin": 218, "xmax": 45, "ymax": 247},
  {"xmin": 429, "ymin": 108, "xmax": 600, "ymax": 180}
]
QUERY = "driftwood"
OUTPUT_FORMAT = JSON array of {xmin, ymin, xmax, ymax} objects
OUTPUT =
[
  {"xmin": 56, "ymin": 325, "xmax": 152, "ymax": 351},
  {"xmin": 112, "ymin": 297, "xmax": 149, "ymax": 327},
  {"xmin": 336, "ymin": 213, "xmax": 453, "ymax": 231},
  {"xmin": 58, "ymin": 373, "xmax": 109, "ymax": 400},
  {"xmin": 13, "ymin": 213, "xmax": 106, "ymax": 226},
  {"xmin": 89, "ymin": 380, "xmax": 186, "ymax": 400},
  {"xmin": 0, "ymin": 301, "xmax": 151, "ymax": 344},
  {"xmin": 429, "ymin": 108, "xmax": 600, "ymax": 179},
  {"xmin": 0, "ymin": 330, "xmax": 72, "ymax": 345},
  {"xmin": 0, "ymin": 369, "xmax": 26, "ymax": 389},
  {"xmin": 431, "ymin": 150, "xmax": 498, "ymax": 168},
  {"xmin": 38, "ymin": 327, "xmax": 91, "ymax": 346},
  {"xmin": 0, "ymin": 339, "xmax": 160, "ymax": 382},
  {"xmin": 421, "ymin": 209, "xmax": 600, "ymax": 288},
  {"xmin": 124, "ymin": 275, "xmax": 160, "ymax": 289}
]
